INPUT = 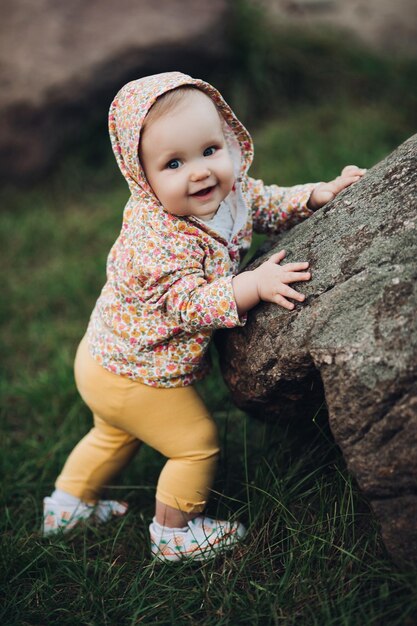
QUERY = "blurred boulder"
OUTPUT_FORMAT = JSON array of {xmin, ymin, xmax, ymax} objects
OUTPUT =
[
  {"xmin": 0, "ymin": 0, "xmax": 228, "ymax": 184},
  {"xmin": 2, "ymin": 0, "xmax": 417, "ymax": 185},
  {"xmin": 218, "ymin": 134, "xmax": 417, "ymax": 566},
  {"xmin": 260, "ymin": 0, "xmax": 417, "ymax": 58}
]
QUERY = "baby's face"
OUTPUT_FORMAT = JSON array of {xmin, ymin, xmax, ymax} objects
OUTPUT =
[{"xmin": 140, "ymin": 91, "xmax": 234, "ymax": 221}]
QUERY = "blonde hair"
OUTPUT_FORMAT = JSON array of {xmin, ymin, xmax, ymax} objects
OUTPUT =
[
  {"xmin": 139, "ymin": 86, "xmax": 222, "ymax": 164},
  {"xmin": 142, "ymin": 85, "xmax": 201, "ymax": 132}
]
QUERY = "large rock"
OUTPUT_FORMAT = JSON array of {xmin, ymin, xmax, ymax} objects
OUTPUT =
[
  {"xmin": 2, "ymin": 0, "xmax": 417, "ymax": 185},
  {"xmin": 219, "ymin": 135, "xmax": 417, "ymax": 565},
  {"xmin": 260, "ymin": 0, "xmax": 417, "ymax": 58},
  {"xmin": 0, "ymin": 0, "xmax": 227, "ymax": 183}
]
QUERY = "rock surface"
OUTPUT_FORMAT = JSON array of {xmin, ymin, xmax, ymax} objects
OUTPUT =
[{"xmin": 219, "ymin": 134, "xmax": 417, "ymax": 565}]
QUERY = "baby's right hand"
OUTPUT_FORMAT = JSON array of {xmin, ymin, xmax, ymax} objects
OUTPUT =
[{"xmin": 254, "ymin": 249, "xmax": 311, "ymax": 310}]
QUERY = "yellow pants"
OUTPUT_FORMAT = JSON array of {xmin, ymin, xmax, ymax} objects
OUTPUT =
[{"xmin": 56, "ymin": 336, "xmax": 220, "ymax": 513}]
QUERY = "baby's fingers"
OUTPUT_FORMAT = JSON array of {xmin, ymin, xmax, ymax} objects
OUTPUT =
[
  {"xmin": 269, "ymin": 250, "xmax": 286, "ymax": 264},
  {"xmin": 341, "ymin": 165, "xmax": 367, "ymax": 177},
  {"xmin": 278, "ymin": 284, "xmax": 306, "ymax": 302},
  {"xmin": 281, "ymin": 271, "xmax": 311, "ymax": 284},
  {"xmin": 332, "ymin": 175, "xmax": 362, "ymax": 194},
  {"xmin": 273, "ymin": 294, "xmax": 296, "ymax": 310},
  {"xmin": 282, "ymin": 262, "xmax": 309, "ymax": 272}
]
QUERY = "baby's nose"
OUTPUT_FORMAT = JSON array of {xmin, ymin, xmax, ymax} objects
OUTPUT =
[{"xmin": 190, "ymin": 167, "xmax": 211, "ymax": 182}]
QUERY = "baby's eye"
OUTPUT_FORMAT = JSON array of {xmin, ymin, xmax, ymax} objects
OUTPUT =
[
  {"xmin": 203, "ymin": 146, "xmax": 216, "ymax": 157},
  {"xmin": 166, "ymin": 159, "xmax": 181, "ymax": 169}
]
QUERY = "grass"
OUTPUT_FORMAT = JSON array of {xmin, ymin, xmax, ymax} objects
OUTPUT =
[{"xmin": 1, "ymin": 13, "xmax": 417, "ymax": 625}]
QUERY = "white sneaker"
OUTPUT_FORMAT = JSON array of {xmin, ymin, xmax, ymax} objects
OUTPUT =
[
  {"xmin": 149, "ymin": 515, "xmax": 246, "ymax": 562},
  {"xmin": 42, "ymin": 496, "xmax": 128, "ymax": 536}
]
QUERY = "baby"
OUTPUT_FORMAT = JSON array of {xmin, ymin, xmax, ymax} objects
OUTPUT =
[{"xmin": 42, "ymin": 72, "xmax": 365, "ymax": 562}]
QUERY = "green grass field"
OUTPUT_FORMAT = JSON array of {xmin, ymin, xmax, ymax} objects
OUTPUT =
[{"xmin": 1, "ymin": 12, "xmax": 417, "ymax": 625}]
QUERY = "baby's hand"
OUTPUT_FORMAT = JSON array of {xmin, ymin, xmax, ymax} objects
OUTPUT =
[
  {"xmin": 253, "ymin": 250, "xmax": 311, "ymax": 310},
  {"xmin": 232, "ymin": 250, "xmax": 311, "ymax": 314},
  {"xmin": 308, "ymin": 165, "xmax": 366, "ymax": 211}
]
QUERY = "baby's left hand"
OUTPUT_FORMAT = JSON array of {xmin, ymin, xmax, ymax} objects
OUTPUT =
[{"xmin": 308, "ymin": 165, "xmax": 367, "ymax": 211}]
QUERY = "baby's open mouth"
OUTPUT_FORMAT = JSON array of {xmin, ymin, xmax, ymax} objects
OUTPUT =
[{"xmin": 192, "ymin": 185, "xmax": 215, "ymax": 197}]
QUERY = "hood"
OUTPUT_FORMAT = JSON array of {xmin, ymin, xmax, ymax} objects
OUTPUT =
[{"xmin": 108, "ymin": 71, "xmax": 254, "ymax": 201}]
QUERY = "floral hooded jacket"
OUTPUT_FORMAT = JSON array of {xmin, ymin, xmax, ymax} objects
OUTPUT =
[{"xmin": 86, "ymin": 72, "xmax": 316, "ymax": 387}]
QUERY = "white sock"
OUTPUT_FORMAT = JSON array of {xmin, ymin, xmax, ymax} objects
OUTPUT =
[
  {"xmin": 51, "ymin": 489, "xmax": 84, "ymax": 508},
  {"xmin": 150, "ymin": 517, "xmax": 188, "ymax": 534}
]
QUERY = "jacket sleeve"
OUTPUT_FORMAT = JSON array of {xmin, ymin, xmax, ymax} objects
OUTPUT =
[
  {"xmin": 245, "ymin": 176, "xmax": 317, "ymax": 234},
  {"xmin": 133, "ymin": 233, "xmax": 246, "ymax": 334}
]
